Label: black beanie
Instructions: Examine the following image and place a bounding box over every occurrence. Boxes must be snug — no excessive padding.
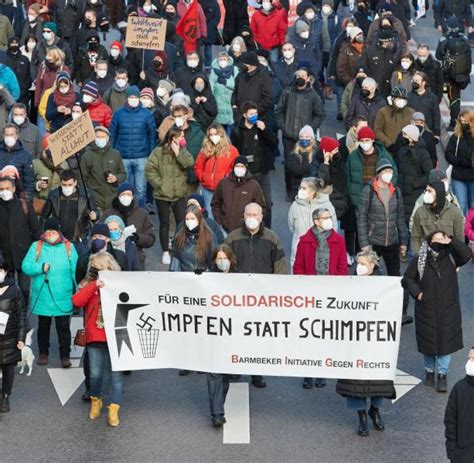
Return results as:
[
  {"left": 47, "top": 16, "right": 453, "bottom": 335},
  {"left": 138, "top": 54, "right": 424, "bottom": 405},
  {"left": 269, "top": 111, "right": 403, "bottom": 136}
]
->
[{"left": 44, "top": 217, "right": 61, "bottom": 232}]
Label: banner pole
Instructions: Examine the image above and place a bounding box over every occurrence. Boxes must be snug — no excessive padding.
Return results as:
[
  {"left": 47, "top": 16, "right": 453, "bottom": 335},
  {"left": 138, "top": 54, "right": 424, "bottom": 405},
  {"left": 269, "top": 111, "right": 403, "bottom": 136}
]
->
[{"left": 75, "top": 152, "right": 92, "bottom": 212}]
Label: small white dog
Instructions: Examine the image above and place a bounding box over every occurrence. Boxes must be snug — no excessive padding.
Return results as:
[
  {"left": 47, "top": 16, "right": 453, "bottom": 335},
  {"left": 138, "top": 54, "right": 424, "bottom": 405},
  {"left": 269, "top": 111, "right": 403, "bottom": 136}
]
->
[{"left": 18, "top": 329, "right": 35, "bottom": 376}]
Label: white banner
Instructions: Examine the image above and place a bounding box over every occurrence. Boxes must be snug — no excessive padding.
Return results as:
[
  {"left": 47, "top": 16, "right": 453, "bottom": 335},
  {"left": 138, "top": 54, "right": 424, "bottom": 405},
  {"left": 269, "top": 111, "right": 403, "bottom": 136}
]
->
[{"left": 100, "top": 272, "right": 403, "bottom": 380}]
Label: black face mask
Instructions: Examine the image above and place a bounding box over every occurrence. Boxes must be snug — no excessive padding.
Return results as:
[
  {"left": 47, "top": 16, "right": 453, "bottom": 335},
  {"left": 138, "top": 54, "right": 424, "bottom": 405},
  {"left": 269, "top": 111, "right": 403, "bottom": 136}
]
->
[
  {"left": 85, "top": 18, "right": 93, "bottom": 27},
  {"left": 356, "top": 76, "right": 365, "bottom": 87},
  {"left": 402, "top": 137, "right": 410, "bottom": 145},
  {"left": 88, "top": 41, "right": 99, "bottom": 51},
  {"left": 461, "top": 123, "right": 470, "bottom": 133},
  {"left": 99, "top": 22, "right": 110, "bottom": 31},
  {"left": 8, "top": 44, "right": 19, "bottom": 54},
  {"left": 360, "top": 88, "right": 370, "bottom": 98},
  {"left": 165, "top": 11, "right": 175, "bottom": 19},
  {"left": 295, "top": 77, "right": 306, "bottom": 87},
  {"left": 416, "top": 124, "right": 423, "bottom": 133},
  {"left": 381, "top": 24, "right": 392, "bottom": 31},
  {"left": 430, "top": 242, "right": 448, "bottom": 253},
  {"left": 412, "top": 82, "right": 420, "bottom": 91}
]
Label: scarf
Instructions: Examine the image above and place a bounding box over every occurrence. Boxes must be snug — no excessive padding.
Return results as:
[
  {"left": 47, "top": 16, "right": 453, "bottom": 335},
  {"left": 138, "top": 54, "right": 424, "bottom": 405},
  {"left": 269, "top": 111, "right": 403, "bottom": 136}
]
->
[
  {"left": 53, "top": 85, "right": 76, "bottom": 108},
  {"left": 312, "top": 227, "right": 331, "bottom": 275},
  {"left": 346, "top": 126, "right": 359, "bottom": 153},
  {"left": 112, "top": 81, "right": 129, "bottom": 93},
  {"left": 40, "top": 233, "right": 65, "bottom": 246},
  {"left": 111, "top": 233, "right": 127, "bottom": 253},
  {"left": 213, "top": 64, "right": 234, "bottom": 79}
]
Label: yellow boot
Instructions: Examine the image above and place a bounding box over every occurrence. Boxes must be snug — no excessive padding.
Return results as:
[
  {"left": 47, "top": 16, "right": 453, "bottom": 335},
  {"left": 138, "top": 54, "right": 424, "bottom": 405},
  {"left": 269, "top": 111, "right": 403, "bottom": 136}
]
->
[
  {"left": 89, "top": 397, "right": 103, "bottom": 420},
  {"left": 107, "top": 403, "right": 120, "bottom": 427}
]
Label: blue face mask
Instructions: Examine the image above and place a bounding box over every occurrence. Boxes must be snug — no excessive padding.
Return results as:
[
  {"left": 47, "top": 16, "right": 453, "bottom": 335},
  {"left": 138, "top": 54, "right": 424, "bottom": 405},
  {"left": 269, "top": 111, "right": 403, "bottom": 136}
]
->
[
  {"left": 91, "top": 238, "right": 106, "bottom": 253},
  {"left": 247, "top": 114, "right": 258, "bottom": 125},
  {"left": 95, "top": 138, "right": 107, "bottom": 149},
  {"left": 109, "top": 230, "right": 121, "bottom": 241},
  {"left": 299, "top": 139, "right": 311, "bottom": 148}
]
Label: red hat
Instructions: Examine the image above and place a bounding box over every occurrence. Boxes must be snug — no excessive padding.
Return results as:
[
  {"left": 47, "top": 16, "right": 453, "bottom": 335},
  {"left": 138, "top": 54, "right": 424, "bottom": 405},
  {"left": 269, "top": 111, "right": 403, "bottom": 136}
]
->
[
  {"left": 319, "top": 136, "right": 339, "bottom": 153},
  {"left": 111, "top": 41, "right": 123, "bottom": 52},
  {"left": 41, "top": 135, "right": 49, "bottom": 150},
  {"left": 357, "top": 126, "right": 375, "bottom": 141}
]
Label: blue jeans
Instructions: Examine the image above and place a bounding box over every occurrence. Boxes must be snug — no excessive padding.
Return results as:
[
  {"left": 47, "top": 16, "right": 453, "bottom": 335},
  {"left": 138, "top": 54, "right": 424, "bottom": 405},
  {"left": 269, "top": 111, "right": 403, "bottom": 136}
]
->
[
  {"left": 88, "top": 345, "right": 123, "bottom": 405},
  {"left": 424, "top": 354, "right": 451, "bottom": 375},
  {"left": 37, "top": 115, "right": 47, "bottom": 138},
  {"left": 123, "top": 157, "right": 147, "bottom": 206},
  {"left": 347, "top": 396, "right": 384, "bottom": 410},
  {"left": 451, "top": 179, "right": 474, "bottom": 216},
  {"left": 200, "top": 186, "right": 214, "bottom": 219}
]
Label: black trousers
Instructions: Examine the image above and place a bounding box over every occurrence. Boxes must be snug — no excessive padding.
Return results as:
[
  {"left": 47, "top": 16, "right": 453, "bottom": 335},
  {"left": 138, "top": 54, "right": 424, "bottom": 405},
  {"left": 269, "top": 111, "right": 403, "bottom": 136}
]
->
[
  {"left": 16, "top": 269, "right": 30, "bottom": 308},
  {"left": 372, "top": 244, "right": 409, "bottom": 314},
  {"left": 37, "top": 315, "right": 71, "bottom": 358},
  {"left": 1, "top": 363, "right": 15, "bottom": 395},
  {"left": 207, "top": 373, "right": 231, "bottom": 417},
  {"left": 282, "top": 136, "right": 297, "bottom": 192},
  {"left": 155, "top": 198, "right": 186, "bottom": 251},
  {"left": 447, "top": 83, "right": 462, "bottom": 124}
]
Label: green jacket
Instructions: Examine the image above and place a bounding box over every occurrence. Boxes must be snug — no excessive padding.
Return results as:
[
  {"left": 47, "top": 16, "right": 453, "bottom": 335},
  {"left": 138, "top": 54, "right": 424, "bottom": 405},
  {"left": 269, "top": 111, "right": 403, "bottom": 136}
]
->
[
  {"left": 184, "top": 120, "right": 205, "bottom": 184},
  {"left": 374, "top": 105, "right": 414, "bottom": 148},
  {"left": 345, "top": 142, "right": 398, "bottom": 208},
  {"left": 145, "top": 145, "right": 194, "bottom": 202},
  {"left": 0, "top": 15, "right": 13, "bottom": 50},
  {"left": 33, "top": 158, "right": 68, "bottom": 200},
  {"left": 80, "top": 143, "right": 127, "bottom": 210},
  {"left": 411, "top": 202, "right": 465, "bottom": 254}
]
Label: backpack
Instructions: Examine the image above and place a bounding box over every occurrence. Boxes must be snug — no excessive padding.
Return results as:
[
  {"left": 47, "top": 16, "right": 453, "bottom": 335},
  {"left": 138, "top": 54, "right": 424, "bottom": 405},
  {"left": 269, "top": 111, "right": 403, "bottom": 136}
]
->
[
  {"left": 442, "top": 35, "right": 471, "bottom": 88},
  {"left": 35, "top": 239, "right": 73, "bottom": 262}
]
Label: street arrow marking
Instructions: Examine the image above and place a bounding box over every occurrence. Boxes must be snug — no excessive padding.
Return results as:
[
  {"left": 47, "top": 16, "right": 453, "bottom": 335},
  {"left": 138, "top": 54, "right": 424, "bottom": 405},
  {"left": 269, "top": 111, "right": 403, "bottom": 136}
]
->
[
  {"left": 48, "top": 368, "right": 85, "bottom": 406},
  {"left": 223, "top": 383, "right": 250, "bottom": 444},
  {"left": 336, "top": 133, "right": 345, "bottom": 140},
  {"left": 392, "top": 369, "right": 422, "bottom": 403}
]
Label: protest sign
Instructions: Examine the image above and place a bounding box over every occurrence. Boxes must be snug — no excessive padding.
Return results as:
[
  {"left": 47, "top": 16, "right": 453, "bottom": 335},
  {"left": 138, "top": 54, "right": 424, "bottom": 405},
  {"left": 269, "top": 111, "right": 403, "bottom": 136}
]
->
[
  {"left": 125, "top": 16, "right": 167, "bottom": 50},
  {"left": 49, "top": 111, "right": 95, "bottom": 167},
  {"left": 100, "top": 272, "right": 403, "bottom": 380}
]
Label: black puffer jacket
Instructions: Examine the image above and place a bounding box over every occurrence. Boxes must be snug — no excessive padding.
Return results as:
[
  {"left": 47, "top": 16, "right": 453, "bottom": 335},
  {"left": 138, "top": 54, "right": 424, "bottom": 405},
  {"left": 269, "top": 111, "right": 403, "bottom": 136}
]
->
[
  {"left": 407, "top": 90, "right": 441, "bottom": 136},
  {"left": 0, "top": 278, "right": 26, "bottom": 365},
  {"left": 344, "top": 91, "right": 387, "bottom": 129},
  {"left": 395, "top": 142, "right": 432, "bottom": 221},
  {"left": 402, "top": 238, "right": 471, "bottom": 356},
  {"left": 445, "top": 133, "right": 474, "bottom": 182},
  {"left": 357, "top": 179, "right": 407, "bottom": 248},
  {"left": 222, "top": 0, "right": 249, "bottom": 45},
  {"left": 414, "top": 55, "right": 444, "bottom": 103}
]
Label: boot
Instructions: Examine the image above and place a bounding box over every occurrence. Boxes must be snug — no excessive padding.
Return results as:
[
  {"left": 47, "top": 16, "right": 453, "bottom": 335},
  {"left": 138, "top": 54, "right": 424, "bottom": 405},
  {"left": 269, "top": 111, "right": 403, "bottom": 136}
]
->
[
  {"left": 314, "top": 378, "right": 326, "bottom": 388},
  {"left": 212, "top": 414, "right": 226, "bottom": 428},
  {"left": 368, "top": 406, "right": 385, "bottom": 431},
  {"left": 108, "top": 403, "right": 120, "bottom": 427},
  {"left": 61, "top": 358, "right": 72, "bottom": 369},
  {"left": 37, "top": 354, "right": 48, "bottom": 365},
  {"left": 89, "top": 396, "right": 103, "bottom": 420},
  {"left": 0, "top": 393, "right": 10, "bottom": 413},
  {"left": 357, "top": 410, "right": 369, "bottom": 436},
  {"left": 437, "top": 374, "right": 448, "bottom": 393},
  {"left": 251, "top": 375, "right": 267, "bottom": 388},
  {"left": 302, "top": 377, "right": 313, "bottom": 389},
  {"left": 424, "top": 371, "right": 434, "bottom": 387}
]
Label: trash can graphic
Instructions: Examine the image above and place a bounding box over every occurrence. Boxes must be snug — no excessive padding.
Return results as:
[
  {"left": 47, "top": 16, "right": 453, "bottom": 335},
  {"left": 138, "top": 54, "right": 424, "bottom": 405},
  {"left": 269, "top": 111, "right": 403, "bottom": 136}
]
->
[{"left": 137, "top": 329, "right": 160, "bottom": 358}]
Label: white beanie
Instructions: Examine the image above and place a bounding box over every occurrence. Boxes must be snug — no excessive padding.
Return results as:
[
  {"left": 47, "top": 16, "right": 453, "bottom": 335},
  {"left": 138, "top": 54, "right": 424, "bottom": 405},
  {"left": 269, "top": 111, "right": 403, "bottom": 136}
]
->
[
  {"left": 349, "top": 27, "right": 363, "bottom": 41},
  {"left": 299, "top": 125, "right": 315, "bottom": 138},
  {"left": 402, "top": 124, "right": 420, "bottom": 142}
]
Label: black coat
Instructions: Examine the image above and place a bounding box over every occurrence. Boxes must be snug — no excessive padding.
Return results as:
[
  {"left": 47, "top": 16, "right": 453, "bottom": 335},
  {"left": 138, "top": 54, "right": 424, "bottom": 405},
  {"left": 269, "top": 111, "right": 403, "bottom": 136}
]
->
[
  {"left": 402, "top": 239, "right": 471, "bottom": 356},
  {"left": 407, "top": 90, "right": 441, "bottom": 136},
  {"left": 53, "top": 0, "right": 85, "bottom": 40},
  {"left": 414, "top": 55, "right": 444, "bottom": 103},
  {"left": 285, "top": 149, "right": 313, "bottom": 198},
  {"left": 272, "top": 58, "right": 298, "bottom": 90},
  {"left": 394, "top": 142, "right": 433, "bottom": 221},
  {"left": 199, "top": 0, "right": 221, "bottom": 45},
  {"left": 336, "top": 268, "right": 396, "bottom": 400},
  {"left": 344, "top": 91, "right": 387, "bottom": 129},
  {"left": 190, "top": 75, "right": 218, "bottom": 131},
  {"left": 5, "top": 50, "right": 32, "bottom": 105},
  {"left": 0, "top": 279, "right": 26, "bottom": 365},
  {"left": 444, "top": 375, "right": 474, "bottom": 463},
  {"left": 174, "top": 62, "right": 206, "bottom": 97},
  {"left": 445, "top": 133, "right": 474, "bottom": 182},
  {"left": 222, "top": 0, "right": 249, "bottom": 45}
]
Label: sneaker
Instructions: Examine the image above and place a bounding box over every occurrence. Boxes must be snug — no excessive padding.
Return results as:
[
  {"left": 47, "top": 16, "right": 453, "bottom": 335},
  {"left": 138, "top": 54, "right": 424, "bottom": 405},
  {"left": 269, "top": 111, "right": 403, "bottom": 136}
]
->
[
  {"left": 212, "top": 415, "right": 226, "bottom": 428},
  {"left": 162, "top": 251, "right": 171, "bottom": 265},
  {"left": 61, "top": 358, "right": 72, "bottom": 369},
  {"left": 402, "top": 314, "right": 414, "bottom": 325}
]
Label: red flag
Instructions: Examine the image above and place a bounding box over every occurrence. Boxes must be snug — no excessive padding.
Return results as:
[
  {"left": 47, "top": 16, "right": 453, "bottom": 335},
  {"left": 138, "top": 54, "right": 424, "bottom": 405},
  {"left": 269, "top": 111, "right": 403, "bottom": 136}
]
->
[{"left": 176, "top": 0, "right": 198, "bottom": 55}]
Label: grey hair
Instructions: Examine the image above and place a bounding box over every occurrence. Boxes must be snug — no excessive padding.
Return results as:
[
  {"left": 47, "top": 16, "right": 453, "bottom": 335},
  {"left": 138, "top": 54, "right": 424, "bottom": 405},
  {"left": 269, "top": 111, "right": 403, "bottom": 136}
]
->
[
  {"left": 301, "top": 177, "right": 324, "bottom": 195},
  {"left": 3, "top": 123, "right": 18, "bottom": 134},
  {"left": 362, "top": 77, "right": 377, "bottom": 90},
  {"left": 312, "top": 208, "right": 330, "bottom": 220},
  {"left": 356, "top": 249, "right": 380, "bottom": 266}
]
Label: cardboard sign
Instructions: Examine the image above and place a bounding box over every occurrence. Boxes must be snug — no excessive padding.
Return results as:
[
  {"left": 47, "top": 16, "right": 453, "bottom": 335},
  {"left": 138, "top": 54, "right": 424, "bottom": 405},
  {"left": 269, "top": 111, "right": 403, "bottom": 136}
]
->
[
  {"left": 49, "top": 111, "right": 95, "bottom": 167},
  {"left": 125, "top": 16, "right": 167, "bottom": 51}
]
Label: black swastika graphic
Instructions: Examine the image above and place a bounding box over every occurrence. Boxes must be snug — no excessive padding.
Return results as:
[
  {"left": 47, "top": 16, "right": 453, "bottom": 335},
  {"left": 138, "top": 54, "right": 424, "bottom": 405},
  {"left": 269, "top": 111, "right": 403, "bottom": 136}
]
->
[{"left": 136, "top": 313, "right": 156, "bottom": 331}]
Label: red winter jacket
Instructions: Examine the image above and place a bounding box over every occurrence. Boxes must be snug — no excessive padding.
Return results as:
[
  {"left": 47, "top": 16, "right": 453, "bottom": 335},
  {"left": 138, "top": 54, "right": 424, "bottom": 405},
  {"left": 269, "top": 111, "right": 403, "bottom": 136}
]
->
[
  {"left": 194, "top": 145, "right": 239, "bottom": 191},
  {"left": 72, "top": 280, "right": 106, "bottom": 344},
  {"left": 293, "top": 228, "right": 348, "bottom": 275},
  {"left": 250, "top": 7, "right": 287, "bottom": 51},
  {"left": 87, "top": 97, "right": 112, "bottom": 128}
]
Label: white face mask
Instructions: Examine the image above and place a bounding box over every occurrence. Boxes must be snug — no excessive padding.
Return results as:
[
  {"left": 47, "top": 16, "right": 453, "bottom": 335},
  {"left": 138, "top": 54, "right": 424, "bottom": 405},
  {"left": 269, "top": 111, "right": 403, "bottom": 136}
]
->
[
  {"left": 13, "top": 116, "right": 25, "bottom": 126},
  {"left": 0, "top": 270, "right": 5, "bottom": 283},
  {"left": 232, "top": 44, "right": 241, "bottom": 53},
  {"left": 356, "top": 263, "right": 369, "bottom": 276},
  {"left": 61, "top": 185, "right": 74, "bottom": 197},
  {"left": 185, "top": 219, "right": 199, "bottom": 230},
  {"left": 97, "top": 70, "right": 107, "bottom": 79},
  {"left": 140, "top": 98, "right": 153, "bottom": 108},
  {"left": 400, "top": 60, "right": 411, "bottom": 70},
  {"left": 157, "top": 87, "right": 167, "bottom": 97},
  {"left": 417, "top": 55, "right": 428, "bottom": 63},
  {"left": 210, "top": 134, "right": 221, "bottom": 145},
  {"left": 466, "top": 360, "right": 474, "bottom": 376},
  {"left": 0, "top": 189, "right": 13, "bottom": 201},
  {"left": 299, "top": 31, "right": 310, "bottom": 39},
  {"left": 83, "top": 94, "right": 94, "bottom": 104},
  {"left": 4, "top": 136, "right": 16, "bottom": 148},
  {"left": 261, "top": 1, "right": 272, "bottom": 11},
  {"left": 305, "top": 11, "right": 315, "bottom": 20},
  {"left": 110, "top": 48, "right": 120, "bottom": 58},
  {"left": 234, "top": 167, "right": 246, "bottom": 178},
  {"left": 195, "top": 83, "right": 205, "bottom": 93},
  {"left": 394, "top": 99, "right": 407, "bottom": 109},
  {"left": 218, "top": 59, "right": 228, "bottom": 68},
  {"left": 43, "top": 31, "right": 53, "bottom": 41},
  {"left": 423, "top": 191, "right": 435, "bottom": 204},
  {"left": 216, "top": 259, "right": 230, "bottom": 272},
  {"left": 322, "top": 5, "right": 332, "bottom": 14},
  {"left": 143, "top": 4, "right": 152, "bottom": 12},
  {"left": 245, "top": 217, "right": 260, "bottom": 230},
  {"left": 380, "top": 172, "right": 393, "bottom": 184},
  {"left": 360, "top": 141, "right": 373, "bottom": 152},
  {"left": 298, "top": 189, "right": 309, "bottom": 200},
  {"left": 320, "top": 218, "right": 333, "bottom": 231},
  {"left": 71, "top": 112, "right": 81, "bottom": 120},
  {"left": 128, "top": 97, "right": 140, "bottom": 108},
  {"left": 187, "top": 59, "right": 199, "bottom": 68},
  {"left": 28, "top": 14, "right": 37, "bottom": 23},
  {"left": 174, "top": 116, "right": 184, "bottom": 127},
  {"left": 282, "top": 50, "right": 294, "bottom": 60},
  {"left": 119, "top": 195, "right": 133, "bottom": 207},
  {"left": 116, "top": 78, "right": 127, "bottom": 88}
]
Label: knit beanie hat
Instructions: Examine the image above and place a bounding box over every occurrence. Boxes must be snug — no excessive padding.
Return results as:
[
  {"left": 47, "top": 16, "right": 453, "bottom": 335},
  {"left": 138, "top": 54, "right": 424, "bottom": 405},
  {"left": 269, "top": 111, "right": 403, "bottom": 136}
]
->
[
  {"left": 95, "top": 125, "right": 109, "bottom": 136},
  {"left": 111, "top": 41, "right": 123, "bottom": 52},
  {"left": 42, "top": 21, "right": 58, "bottom": 34},
  {"left": 188, "top": 194, "right": 205, "bottom": 210},
  {"left": 299, "top": 125, "right": 315, "bottom": 139},
  {"left": 104, "top": 215, "right": 126, "bottom": 231},
  {"left": 82, "top": 81, "right": 99, "bottom": 99},
  {"left": 159, "top": 79, "right": 175, "bottom": 94},
  {"left": 402, "top": 124, "right": 420, "bottom": 142},
  {"left": 349, "top": 26, "right": 363, "bottom": 41},
  {"left": 241, "top": 51, "right": 259, "bottom": 66},
  {"left": 44, "top": 217, "right": 61, "bottom": 232},
  {"left": 91, "top": 223, "right": 110, "bottom": 238},
  {"left": 428, "top": 169, "right": 447, "bottom": 183},
  {"left": 412, "top": 112, "right": 425, "bottom": 121},
  {"left": 234, "top": 155, "right": 249, "bottom": 167},
  {"left": 118, "top": 182, "right": 134, "bottom": 194},
  {"left": 140, "top": 87, "right": 154, "bottom": 100},
  {"left": 296, "top": 20, "right": 311, "bottom": 34},
  {"left": 376, "top": 158, "right": 393, "bottom": 174},
  {"left": 357, "top": 126, "right": 375, "bottom": 140},
  {"left": 319, "top": 136, "right": 339, "bottom": 153},
  {"left": 127, "top": 85, "right": 140, "bottom": 97}
]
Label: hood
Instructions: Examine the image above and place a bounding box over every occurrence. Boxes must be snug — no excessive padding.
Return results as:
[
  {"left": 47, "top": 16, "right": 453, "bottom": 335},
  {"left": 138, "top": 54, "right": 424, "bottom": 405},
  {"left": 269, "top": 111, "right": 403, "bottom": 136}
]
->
[
  {"left": 111, "top": 195, "right": 139, "bottom": 213},
  {"left": 211, "top": 56, "right": 235, "bottom": 70},
  {"left": 191, "top": 73, "right": 210, "bottom": 89}
]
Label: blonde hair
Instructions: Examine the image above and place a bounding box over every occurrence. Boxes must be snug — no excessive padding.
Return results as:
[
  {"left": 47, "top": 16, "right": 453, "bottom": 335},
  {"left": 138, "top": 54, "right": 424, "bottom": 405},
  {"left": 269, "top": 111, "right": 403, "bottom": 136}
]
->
[
  {"left": 88, "top": 252, "right": 121, "bottom": 272},
  {"left": 201, "top": 123, "right": 232, "bottom": 158},
  {"left": 454, "top": 109, "right": 474, "bottom": 139},
  {"left": 46, "top": 46, "right": 65, "bottom": 66},
  {"left": 293, "top": 140, "right": 316, "bottom": 162},
  {"left": 356, "top": 249, "right": 380, "bottom": 266}
]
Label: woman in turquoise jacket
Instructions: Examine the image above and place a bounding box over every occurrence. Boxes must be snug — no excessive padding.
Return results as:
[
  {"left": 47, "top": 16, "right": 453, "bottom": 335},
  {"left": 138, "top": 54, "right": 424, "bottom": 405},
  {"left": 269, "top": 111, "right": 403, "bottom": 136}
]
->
[
  {"left": 22, "top": 217, "right": 78, "bottom": 368},
  {"left": 209, "top": 52, "right": 239, "bottom": 130}
]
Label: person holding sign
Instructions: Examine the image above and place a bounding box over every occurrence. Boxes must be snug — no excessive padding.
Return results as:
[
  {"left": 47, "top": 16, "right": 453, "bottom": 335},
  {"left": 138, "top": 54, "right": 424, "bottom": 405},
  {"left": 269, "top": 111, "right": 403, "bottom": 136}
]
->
[{"left": 336, "top": 249, "right": 396, "bottom": 437}]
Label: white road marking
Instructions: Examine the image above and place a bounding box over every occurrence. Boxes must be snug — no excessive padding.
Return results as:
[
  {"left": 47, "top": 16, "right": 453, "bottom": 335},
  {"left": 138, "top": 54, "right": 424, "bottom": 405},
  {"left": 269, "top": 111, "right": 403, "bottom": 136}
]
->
[
  {"left": 48, "top": 368, "right": 85, "bottom": 406},
  {"left": 336, "top": 133, "right": 345, "bottom": 140},
  {"left": 461, "top": 101, "right": 474, "bottom": 106},
  {"left": 392, "top": 369, "right": 422, "bottom": 403},
  {"left": 70, "top": 359, "right": 81, "bottom": 368},
  {"left": 223, "top": 382, "right": 250, "bottom": 444}
]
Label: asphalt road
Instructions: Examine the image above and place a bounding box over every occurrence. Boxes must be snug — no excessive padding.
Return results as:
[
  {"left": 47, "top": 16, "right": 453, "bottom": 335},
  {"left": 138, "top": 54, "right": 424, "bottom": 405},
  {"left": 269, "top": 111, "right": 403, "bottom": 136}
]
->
[{"left": 1, "top": 11, "right": 473, "bottom": 462}]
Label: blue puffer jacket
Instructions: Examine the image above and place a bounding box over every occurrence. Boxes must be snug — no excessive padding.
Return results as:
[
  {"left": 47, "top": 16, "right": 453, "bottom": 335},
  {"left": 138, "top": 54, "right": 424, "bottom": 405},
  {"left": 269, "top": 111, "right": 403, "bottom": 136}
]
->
[
  {"left": 22, "top": 239, "right": 78, "bottom": 317},
  {"left": 0, "top": 140, "right": 34, "bottom": 198},
  {"left": 0, "top": 63, "right": 20, "bottom": 101},
  {"left": 109, "top": 104, "right": 157, "bottom": 159}
]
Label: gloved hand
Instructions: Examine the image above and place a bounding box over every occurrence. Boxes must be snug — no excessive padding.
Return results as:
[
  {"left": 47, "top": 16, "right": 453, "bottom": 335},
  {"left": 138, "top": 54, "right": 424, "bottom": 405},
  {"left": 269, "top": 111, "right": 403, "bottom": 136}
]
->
[
  {"left": 130, "top": 233, "right": 139, "bottom": 243},
  {"left": 217, "top": 76, "right": 227, "bottom": 85}
]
